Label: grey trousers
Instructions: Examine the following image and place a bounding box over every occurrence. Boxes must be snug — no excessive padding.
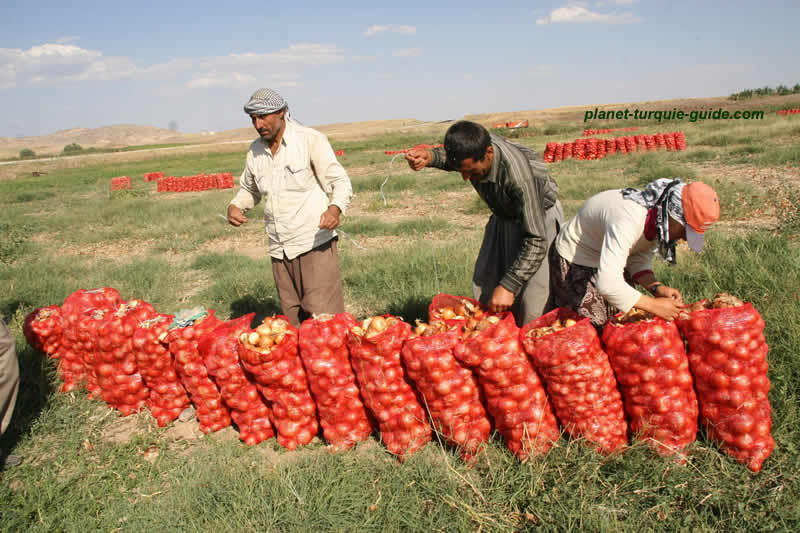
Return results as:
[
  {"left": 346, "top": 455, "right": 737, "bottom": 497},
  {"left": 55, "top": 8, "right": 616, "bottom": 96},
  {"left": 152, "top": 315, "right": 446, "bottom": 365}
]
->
[
  {"left": 271, "top": 238, "right": 346, "bottom": 327},
  {"left": 472, "top": 200, "right": 563, "bottom": 327},
  {"left": 0, "top": 319, "right": 19, "bottom": 437}
]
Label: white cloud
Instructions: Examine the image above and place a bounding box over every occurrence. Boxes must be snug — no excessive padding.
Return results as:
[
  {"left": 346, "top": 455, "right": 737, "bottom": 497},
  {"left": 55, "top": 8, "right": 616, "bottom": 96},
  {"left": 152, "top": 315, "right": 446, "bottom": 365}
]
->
[
  {"left": 598, "top": 0, "right": 639, "bottom": 5},
  {"left": 363, "top": 25, "right": 417, "bottom": 37},
  {"left": 0, "top": 42, "right": 344, "bottom": 89},
  {"left": 536, "top": 5, "right": 641, "bottom": 25},
  {"left": 180, "top": 44, "right": 343, "bottom": 89},
  {"left": 392, "top": 48, "right": 422, "bottom": 58},
  {"left": 0, "top": 43, "right": 136, "bottom": 88}
]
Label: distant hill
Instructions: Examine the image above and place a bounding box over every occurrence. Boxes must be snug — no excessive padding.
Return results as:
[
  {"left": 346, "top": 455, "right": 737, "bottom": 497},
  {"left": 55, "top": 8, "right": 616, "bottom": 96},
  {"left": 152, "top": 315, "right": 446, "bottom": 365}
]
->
[{"left": 3, "top": 93, "right": 799, "bottom": 159}]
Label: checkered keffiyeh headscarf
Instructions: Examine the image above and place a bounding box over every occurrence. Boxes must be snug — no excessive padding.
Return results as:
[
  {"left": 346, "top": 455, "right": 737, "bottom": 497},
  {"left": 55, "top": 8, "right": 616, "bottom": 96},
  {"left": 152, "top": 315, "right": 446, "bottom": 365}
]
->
[
  {"left": 243, "top": 88, "right": 288, "bottom": 116},
  {"left": 621, "top": 178, "right": 686, "bottom": 264}
]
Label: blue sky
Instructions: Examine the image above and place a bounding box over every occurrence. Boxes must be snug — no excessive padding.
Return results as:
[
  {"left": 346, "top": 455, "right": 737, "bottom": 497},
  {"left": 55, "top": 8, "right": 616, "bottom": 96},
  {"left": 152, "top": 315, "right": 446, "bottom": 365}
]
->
[{"left": 1, "top": 0, "right": 798, "bottom": 137}]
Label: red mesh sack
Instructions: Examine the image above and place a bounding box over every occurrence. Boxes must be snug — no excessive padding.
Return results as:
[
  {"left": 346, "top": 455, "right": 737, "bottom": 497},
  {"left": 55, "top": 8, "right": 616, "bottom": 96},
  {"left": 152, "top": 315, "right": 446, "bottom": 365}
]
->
[
  {"left": 24, "top": 305, "right": 64, "bottom": 357},
  {"left": 165, "top": 310, "right": 231, "bottom": 433},
  {"left": 298, "top": 313, "right": 372, "bottom": 450},
  {"left": 429, "top": 294, "right": 489, "bottom": 329},
  {"left": 74, "top": 307, "right": 115, "bottom": 400},
  {"left": 520, "top": 308, "right": 628, "bottom": 454},
  {"left": 453, "top": 313, "right": 560, "bottom": 461},
  {"left": 133, "top": 313, "right": 191, "bottom": 427},
  {"left": 93, "top": 300, "right": 157, "bottom": 415},
  {"left": 238, "top": 316, "right": 319, "bottom": 450},
  {"left": 402, "top": 325, "right": 491, "bottom": 461},
  {"left": 676, "top": 300, "right": 773, "bottom": 472},
  {"left": 563, "top": 143, "right": 573, "bottom": 160},
  {"left": 602, "top": 314, "right": 698, "bottom": 457},
  {"left": 199, "top": 314, "right": 275, "bottom": 446},
  {"left": 347, "top": 316, "right": 431, "bottom": 460},
  {"left": 58, "top": 288, "right": 124, "bottom": 392}
]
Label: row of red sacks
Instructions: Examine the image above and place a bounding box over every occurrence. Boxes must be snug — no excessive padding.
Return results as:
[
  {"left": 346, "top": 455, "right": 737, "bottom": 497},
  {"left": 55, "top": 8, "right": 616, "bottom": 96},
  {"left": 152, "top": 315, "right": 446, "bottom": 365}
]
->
[
  {"left": 544, "top": 132, "right": 687, "bottom": 163},
  {"left": 493, "top": 120, "right": 529, "bottom": 129},
  {"left": 143, "top": 171, "right": 165, "bottom": 182},
  {"left": 110, "top": 176, "right": 132, "bottom": 191},
  {"left": 384, "top": 143, "right": 443, "bottom": 155},
  {"left": 582, "top": 127, "right": 640, "bottom": 136},
  {"left": 23, "top": 289, "right": 772, "bottom": 471},
  {"left": 156, "top": 173, "right": 235, "bottom": 192},
  {"left": 777, "top": 108, "right": 800, "bottom": 116}
]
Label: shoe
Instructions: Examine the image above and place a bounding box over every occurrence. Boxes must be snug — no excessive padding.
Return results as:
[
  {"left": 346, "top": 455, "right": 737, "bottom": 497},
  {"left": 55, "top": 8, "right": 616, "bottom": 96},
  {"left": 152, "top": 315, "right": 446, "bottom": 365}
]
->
[{"left": 2, "top": 452, "right": 23, "bottom": 467}]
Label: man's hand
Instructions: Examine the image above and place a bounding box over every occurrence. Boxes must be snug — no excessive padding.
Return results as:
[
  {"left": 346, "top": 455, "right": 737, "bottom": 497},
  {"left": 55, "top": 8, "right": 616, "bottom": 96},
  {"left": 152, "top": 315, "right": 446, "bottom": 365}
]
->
[
  {"left": 653, "top": 284, "right": 683, "bottom": 305},
  {"left": 227, "top": 204, "right": 247, "bottom": 226},
  {"left": 319, "top": 205, "right": 341, "bottom": 230},
  {"left": 405, "top": 148, "right": 432, "bottom": 171},
  {"left": 488, "top": 285, "right": 515, "bottom": 314}
]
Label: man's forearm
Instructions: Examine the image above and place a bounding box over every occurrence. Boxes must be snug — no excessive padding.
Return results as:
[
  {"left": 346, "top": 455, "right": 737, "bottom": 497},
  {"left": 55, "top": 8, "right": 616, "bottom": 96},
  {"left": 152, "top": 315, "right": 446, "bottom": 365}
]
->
[{"left": 499, "top": 235, "right": 547, "bottom": 295}]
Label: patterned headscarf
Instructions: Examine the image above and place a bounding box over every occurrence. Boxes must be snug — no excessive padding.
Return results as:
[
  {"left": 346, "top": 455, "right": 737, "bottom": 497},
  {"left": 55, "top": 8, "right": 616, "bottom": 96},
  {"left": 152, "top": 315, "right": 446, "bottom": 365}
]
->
[
  {"left": 243, "top": 88, "right": 288, "bottom": 116},
  {"left": 621, "top": 178, "right": 686, "bottom": 264}
]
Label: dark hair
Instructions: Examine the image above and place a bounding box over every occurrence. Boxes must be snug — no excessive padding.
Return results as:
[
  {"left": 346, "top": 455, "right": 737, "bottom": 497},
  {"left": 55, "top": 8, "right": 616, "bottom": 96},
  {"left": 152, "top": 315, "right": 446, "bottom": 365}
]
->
[{"left": 444, "top": 121, "right": 491, "bottom": 168}]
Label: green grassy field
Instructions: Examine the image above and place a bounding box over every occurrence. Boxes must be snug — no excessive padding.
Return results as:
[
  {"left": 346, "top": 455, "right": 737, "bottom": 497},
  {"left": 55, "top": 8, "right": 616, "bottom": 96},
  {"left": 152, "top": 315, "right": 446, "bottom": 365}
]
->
[{"left": 1, "top": 108, "right": 799, "bottom": 532}]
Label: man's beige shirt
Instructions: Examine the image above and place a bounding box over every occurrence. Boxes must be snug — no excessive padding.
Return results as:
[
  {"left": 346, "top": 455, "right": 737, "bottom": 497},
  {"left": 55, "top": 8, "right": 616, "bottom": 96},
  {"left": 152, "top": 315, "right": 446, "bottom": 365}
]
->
[{"left": 229, "top": 121, "right": 352, "bottom": 260}]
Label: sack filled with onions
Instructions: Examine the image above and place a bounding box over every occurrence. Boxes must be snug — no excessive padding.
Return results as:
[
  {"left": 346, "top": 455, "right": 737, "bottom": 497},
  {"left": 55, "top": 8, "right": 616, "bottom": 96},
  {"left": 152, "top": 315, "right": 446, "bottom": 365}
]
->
[
  {"left": 199, "top": 313, "right": 274, "bottom": 446},
  {"left": 92, "top": 299, "right": 157, "bottom": 415},
  {"left": 238, "top": 316, "right": 319, "bottom": 450},
  {"left": 165, "top": 308, "right": 231, "bottom": 433},
  {"left": 453, "top": 313, "right": 560, "bottom": 461},
  {"left": 24, "top": 305, "right": 64, "bottom": 359},
  {"left": 602, "top": 308, "right": 698, "bottom": 458},
  {"left": 428, "top": 294, "right": 490, "bottom": 329},
  {"left": 402, "top": 320, "right": 491, "bottom": 462},
  {"left": 347, "top": 315, "right": 431, "bottom": 461},
  {"left": 132, "top": 313, "right": 191, "bottom": 427},
  {"left": 520, "top": 308, "right": 628, "bottom": 454},
  {"left": 676, "top": 293, "right": 774, "bottom": 472},
  {"left": 298, "top": 313, "right": 373, "bottom": 450},
  {"left": 57, "top": 288, "right": 124, "bottom": 392}
]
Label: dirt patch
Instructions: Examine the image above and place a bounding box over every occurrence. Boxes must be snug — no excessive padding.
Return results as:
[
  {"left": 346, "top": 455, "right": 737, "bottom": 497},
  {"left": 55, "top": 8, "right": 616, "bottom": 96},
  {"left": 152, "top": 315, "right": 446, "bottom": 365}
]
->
[
  {"left": 55, "top": 238, "right": 159, "bottom": 265},
  {"left": 101, "top": 415, "right": 141, "bottom": 444},
  {"left": 162, "top": 418, "right": 205, "bottom": 443}
]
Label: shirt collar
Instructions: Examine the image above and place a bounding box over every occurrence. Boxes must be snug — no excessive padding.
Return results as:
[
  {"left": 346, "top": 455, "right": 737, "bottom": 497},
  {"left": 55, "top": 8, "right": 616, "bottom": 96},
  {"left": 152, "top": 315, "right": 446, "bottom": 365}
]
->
[
  {"left": 480, "top": 141, "right": 500, "bottom": 183},
  {"left": 257, "top": 120, "right": 293, "bottom": 155}
]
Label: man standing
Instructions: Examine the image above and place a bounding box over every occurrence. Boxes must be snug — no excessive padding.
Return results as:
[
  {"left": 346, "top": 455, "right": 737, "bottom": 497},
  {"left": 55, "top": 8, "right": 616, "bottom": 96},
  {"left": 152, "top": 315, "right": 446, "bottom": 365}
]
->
[
  {"left": 406, "top": 121, "right": 562, "bottom": 326},
  {"left": 228, "top": 88, "right": 353, "bottom": 326},
  {"left": 1, "top": 318, "right": 21, "bottom": 468}
]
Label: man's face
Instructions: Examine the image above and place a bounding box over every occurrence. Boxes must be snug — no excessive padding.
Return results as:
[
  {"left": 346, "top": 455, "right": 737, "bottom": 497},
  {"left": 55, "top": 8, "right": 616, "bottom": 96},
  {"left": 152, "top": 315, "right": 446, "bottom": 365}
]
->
[
  {"left": 456, "top": 146, "right": 494, "bottom": 182},
  {"left": 251, "top": 110, "right": 286, "bottom": 143}
]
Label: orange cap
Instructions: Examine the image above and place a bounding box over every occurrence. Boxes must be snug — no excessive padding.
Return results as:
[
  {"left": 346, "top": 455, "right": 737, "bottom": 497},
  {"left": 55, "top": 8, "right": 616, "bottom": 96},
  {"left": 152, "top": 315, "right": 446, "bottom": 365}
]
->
[{"left": 682, "top": 182, "right": 720, "bottom": 252}]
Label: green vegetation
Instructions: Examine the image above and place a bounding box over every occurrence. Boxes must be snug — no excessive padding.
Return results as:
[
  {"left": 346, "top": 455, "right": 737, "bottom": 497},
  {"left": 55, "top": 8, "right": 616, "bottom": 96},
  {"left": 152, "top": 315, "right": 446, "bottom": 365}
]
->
[
  {"left": 730, "top": 83, "right": 800, "bottom": 100},
  {"left": 1, "top": 113, "right": 799, "bottom": 531},
  {"left": 18, "top": 148, "right": 35, "bottom": 159},
  {"left": 62, "top": 143, "right": 83, "bottom": 154}
]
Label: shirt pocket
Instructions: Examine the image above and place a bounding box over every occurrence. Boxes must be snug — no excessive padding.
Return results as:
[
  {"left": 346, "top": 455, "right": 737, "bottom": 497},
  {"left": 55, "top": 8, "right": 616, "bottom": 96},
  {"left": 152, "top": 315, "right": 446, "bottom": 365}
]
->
[{"left": 284, "top": 164, "right": 312, "bottom": 192}]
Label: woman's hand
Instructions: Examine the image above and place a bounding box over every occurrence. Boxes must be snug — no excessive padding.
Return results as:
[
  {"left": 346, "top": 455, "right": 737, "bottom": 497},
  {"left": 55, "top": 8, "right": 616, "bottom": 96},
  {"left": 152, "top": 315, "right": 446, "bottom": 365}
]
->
[
  {"left": 635, "top": 294, "right": 685, "bottom": 321},
  {"left": 653, "top": 284, "right": 683, "bottom": 305}
]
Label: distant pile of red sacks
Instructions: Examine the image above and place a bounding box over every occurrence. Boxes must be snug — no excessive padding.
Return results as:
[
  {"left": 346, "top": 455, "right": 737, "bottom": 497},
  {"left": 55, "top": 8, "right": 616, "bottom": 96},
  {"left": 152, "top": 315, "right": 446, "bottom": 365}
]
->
[
  {"left": 384, "top": 143, "right": 443, "bottom": 155},
  {"left": 334, "top": 149, "right": 344, "bottom": 156},
  {"left": 544, "top": 132, "right": 687, "bottom": 163},
  {"left": 582, "top": 127, "right": 640, "bottom": 136},
  {"left": 777, "top": 108, "right": 800, "bottom": 116},
  {"left": 143, "top": 171, "right": 165, "bottom": 182},
  {"left": 493, "top": 120, "right": 529, "bottom": 129},
  {"left": 110, "top": 176, "right": 132, "bottom": 191},
  {"left": 156, "top": 173, "right": 235, "bottom": 192}
]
